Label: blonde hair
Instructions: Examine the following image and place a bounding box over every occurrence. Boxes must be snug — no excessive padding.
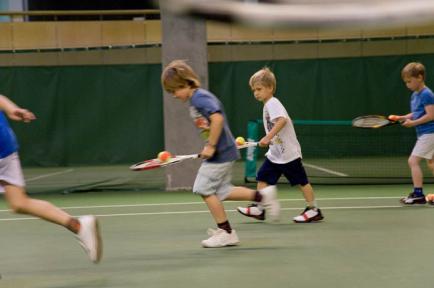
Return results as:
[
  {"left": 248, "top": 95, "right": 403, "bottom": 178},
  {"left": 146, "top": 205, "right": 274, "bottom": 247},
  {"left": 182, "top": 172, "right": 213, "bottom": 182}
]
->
[
  {"left": 249, "top": 67, "right": 276, "bottom": 93},
  {"left": 161, "top": 60, "right": 201, "bottom": 93},
  {"left": 401, "top": 62, "right": 426, "bottom": 80}
]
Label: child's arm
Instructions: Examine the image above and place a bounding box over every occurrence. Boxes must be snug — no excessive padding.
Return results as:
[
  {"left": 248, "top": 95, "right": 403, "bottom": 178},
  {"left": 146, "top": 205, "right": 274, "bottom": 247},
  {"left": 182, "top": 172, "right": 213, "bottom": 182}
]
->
[
  {"left": 0, "top": 95, "right": 36, "bottom": 123},
  {"left": 388, "top": 113, "right": 413, "bottom": 122},
  {"left": 200, "top": 112, "right": 224, "bottom": 159},
  {"left": 259, "top": 116, "right": 287, "bottom": 147},
  {"left": 402, "top": 105, "right": 434, "bottom": 128}
]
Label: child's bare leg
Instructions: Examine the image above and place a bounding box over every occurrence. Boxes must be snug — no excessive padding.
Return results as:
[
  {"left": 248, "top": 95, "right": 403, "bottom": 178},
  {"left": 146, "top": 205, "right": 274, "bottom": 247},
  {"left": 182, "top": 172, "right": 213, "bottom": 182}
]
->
[
  {"left": 202, "top": 194, "right": 228, "bottom": 224},
  {"left": 408, "top": 155, "right": 423, "bottom": 187},
  {"left": 299, "top": 183, "right": 317, "bottom": 207},
  {"left": 3, "top": 183, "right": 77, "bottom": 231},
  {"left": 224, "top": 186, "right": 256, "bottom": 201},
  {"left": 257, "top": 181, "right": 268, "bottom": 191},
  {"left": 427, "top": 158, "right": 434, "bottom": 175}
]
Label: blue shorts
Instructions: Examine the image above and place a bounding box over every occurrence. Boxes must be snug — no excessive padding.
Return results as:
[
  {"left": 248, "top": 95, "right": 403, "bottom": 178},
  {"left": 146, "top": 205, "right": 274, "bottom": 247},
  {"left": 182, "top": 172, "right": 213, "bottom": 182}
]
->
[{"left": 257, "top": 157, "right": 309, "bottom": 186}]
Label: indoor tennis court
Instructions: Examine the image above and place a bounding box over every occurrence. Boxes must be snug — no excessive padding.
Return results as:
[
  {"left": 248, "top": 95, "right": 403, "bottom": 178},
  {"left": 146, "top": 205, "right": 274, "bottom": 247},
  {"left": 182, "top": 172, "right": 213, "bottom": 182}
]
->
[
  {"left": 2, "top": 1, "right": 434, "bottom": 288},
  {"left": 1, "top": 165, "right": 434, "bottom": 288}
]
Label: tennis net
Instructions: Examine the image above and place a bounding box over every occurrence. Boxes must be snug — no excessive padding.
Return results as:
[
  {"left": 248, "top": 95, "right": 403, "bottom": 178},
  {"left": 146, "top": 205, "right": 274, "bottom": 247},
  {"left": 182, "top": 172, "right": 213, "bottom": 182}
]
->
[{"left": 244, "top": 119, "right": 434, "bottom": 184}]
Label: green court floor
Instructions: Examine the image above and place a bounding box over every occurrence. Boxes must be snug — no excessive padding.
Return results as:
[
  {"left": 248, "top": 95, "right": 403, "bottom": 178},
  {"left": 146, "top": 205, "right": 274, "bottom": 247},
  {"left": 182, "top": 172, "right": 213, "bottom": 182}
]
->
[{"left": 1, "top": 184, "right": 433, "bottom": 288}]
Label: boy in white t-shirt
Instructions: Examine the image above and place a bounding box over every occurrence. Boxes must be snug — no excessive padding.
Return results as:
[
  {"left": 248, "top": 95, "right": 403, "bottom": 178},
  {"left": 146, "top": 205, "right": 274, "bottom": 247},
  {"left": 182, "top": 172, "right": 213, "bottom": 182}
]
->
[{"left": 237, "top": 67, "right": 324, "bottom": 223}]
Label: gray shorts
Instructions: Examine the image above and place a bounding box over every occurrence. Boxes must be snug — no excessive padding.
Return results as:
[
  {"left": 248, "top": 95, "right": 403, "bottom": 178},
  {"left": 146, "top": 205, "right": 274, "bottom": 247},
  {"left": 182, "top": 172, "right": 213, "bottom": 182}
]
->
[
  {"left": 0, "top": 152, "right": 25, "bottom": 193},
  {"left": 193, "top": 161, "right": 234, "bottom": 200},
  {"left": 412, "top": 133, "right": 434, "bottom": 159}
]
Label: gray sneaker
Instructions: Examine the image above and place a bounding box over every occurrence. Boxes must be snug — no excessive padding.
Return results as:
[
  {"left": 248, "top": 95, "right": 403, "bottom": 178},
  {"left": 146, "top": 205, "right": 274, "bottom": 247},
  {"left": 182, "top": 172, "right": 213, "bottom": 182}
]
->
[
  {"left": 259, "top": 185, "right": 280, "bottom": 222},
  {"left": 76, "top": 215, "right": 103, "bottom": 263}
]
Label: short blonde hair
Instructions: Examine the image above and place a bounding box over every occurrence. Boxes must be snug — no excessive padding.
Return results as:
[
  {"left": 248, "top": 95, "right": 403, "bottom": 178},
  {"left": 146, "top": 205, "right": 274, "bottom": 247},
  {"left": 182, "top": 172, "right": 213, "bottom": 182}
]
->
[
  {"left": 401, "top": 62, "right": 426, "bottom": 80},
  {"left": 161, "top": 60, "right": 201, "bottom": 93},
  {"left": 249, "top": 67, "right": 276, "bottom": 93}
]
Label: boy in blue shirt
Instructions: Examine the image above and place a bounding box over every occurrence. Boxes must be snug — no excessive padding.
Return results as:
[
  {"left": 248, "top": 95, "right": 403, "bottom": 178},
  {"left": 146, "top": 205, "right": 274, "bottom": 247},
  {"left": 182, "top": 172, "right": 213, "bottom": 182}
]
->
[
  {"left": 161, "top": 60, "right": 280, "bottom": 248},
  {"left": 389, "top": 62, "right": 434, "bottom": 204},
  {"left": 0, "top": 95, "right": 102, "bottom": 262}
]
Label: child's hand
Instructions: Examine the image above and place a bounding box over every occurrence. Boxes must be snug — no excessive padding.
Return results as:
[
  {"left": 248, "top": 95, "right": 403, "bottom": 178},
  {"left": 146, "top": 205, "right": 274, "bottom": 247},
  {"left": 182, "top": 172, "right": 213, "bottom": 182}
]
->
[
  {"left": 200, "top": 144, "right": 216, "bottom": 159},
  {"left": 402, "top": 119, "right": 415, "bottom": 128},
  {"left": 7, "top": 108, "right": 36, "bottom": 123},
  {"left": 258, "top": 136, "right": 272, "bottom": 148}
]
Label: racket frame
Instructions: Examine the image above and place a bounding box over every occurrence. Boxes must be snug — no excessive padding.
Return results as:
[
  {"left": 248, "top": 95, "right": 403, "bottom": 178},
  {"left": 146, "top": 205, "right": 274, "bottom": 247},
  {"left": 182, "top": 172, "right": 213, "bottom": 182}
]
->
[
  {"left": 130, "top": 141, "right": 258, "bottom": 171},
  {"left": 352, "top": 115, "right": 400, "bottom": 129}
]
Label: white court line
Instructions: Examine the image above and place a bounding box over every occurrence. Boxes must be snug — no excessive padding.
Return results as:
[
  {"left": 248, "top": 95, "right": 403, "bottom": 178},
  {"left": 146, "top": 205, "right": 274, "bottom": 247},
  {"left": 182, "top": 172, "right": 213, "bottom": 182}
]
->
[
  {"left": 304, "top": 163, "right": 348, "bottom": 177},
  {"left": 0, "top": 196, "right": 401, "bottom": 212},
  {"left": 26, "top": 169, "right": 75, "bottom": 182},
  {"left": 0, "top": 205, "right": 407, "bottom": 221}
]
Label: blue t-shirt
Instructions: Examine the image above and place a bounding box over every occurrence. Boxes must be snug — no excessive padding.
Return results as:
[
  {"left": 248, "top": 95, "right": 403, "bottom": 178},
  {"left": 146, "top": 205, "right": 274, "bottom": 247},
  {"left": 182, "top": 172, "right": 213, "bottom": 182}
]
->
[
  {"left": 0, "top": 111, "right": 18, "bottom": 158},
  {"left": 189, "top": 88, "right": 239, "bottom": 163},
  {"left": 411, "top": 87, "right": 434, "bottom": 137}
]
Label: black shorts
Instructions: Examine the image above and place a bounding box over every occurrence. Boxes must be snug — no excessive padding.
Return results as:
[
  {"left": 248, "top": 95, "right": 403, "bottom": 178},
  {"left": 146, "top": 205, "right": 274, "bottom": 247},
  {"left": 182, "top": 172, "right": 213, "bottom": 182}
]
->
[{"left": 256, "top": 157, "right": 309, "bottom": 186}]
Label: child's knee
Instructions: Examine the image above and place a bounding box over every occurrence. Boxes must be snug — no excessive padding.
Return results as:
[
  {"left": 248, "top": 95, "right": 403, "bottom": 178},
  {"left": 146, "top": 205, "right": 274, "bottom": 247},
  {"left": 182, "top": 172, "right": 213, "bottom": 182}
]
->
[
  {"left": 8, "top": 200, "right": 27, "bottom": 214},
  {"left": 408, "top": 156, "right": 420, "bottom": 167},
  {"left": 7, "top": 194, "right": 29, "bottom": 214}
]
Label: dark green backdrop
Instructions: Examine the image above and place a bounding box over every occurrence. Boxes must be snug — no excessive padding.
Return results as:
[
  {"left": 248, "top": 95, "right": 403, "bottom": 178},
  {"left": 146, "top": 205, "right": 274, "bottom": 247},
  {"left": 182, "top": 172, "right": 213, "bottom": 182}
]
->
[{"left": 5, "top": 54, "right": 434, "bottom": 166}]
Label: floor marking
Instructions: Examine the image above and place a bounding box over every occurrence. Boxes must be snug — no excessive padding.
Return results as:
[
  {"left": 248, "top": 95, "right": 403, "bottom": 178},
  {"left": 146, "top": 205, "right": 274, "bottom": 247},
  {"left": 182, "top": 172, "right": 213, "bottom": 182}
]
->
[
  {"left": 26, "top": 169, "right": 75, "bottom": 182},
  {"left": 304, "top": 163, "right": 348, "bottom": 177},
  {"left": 0, "top": 204, "right": 417, "bottom": 221},
  {"left": 0, "top": 196, "right": 402, "bottom": 212}
]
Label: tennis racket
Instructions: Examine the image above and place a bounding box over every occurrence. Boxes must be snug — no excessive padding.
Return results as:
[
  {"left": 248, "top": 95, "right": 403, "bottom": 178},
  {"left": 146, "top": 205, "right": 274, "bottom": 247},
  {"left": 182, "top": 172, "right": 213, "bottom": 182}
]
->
[
  {"left": 236, "top": 141, "right": 258, "bottom": 149},
  {"left": 130, "top": 141, "right": 258, "bottom": 171},
  {"left": 352, "top": 115, "right": 402, "bottom": 129},
  {"left": 130, "top": 154, "right": 200, "bottom": 171}
]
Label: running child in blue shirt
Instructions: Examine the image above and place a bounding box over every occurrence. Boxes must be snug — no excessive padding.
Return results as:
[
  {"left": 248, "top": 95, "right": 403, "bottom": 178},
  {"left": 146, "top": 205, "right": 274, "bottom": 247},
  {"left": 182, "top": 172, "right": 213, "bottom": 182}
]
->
[
  {"left": 161, "top": 60, "right": 280, "bottom": 248},
  {"left": 0, "top": 95, "right": 102, "bottom": 262},
  {"left": 389, "top": 62, "right": 434, "bottom": 204}
]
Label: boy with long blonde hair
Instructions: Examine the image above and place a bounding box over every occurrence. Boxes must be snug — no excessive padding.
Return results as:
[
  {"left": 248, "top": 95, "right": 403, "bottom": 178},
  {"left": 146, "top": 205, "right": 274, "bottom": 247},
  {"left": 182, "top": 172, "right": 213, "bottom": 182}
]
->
[{"left": 162, "top": 60, "right": 280, "bottom": 248}]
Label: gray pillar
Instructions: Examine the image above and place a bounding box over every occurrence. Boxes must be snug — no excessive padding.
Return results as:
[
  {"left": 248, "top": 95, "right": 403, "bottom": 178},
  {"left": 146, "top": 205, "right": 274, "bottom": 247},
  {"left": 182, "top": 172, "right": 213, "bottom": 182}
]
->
[{"left": 161, "top": 10, "right": 208, "bottom": 190}]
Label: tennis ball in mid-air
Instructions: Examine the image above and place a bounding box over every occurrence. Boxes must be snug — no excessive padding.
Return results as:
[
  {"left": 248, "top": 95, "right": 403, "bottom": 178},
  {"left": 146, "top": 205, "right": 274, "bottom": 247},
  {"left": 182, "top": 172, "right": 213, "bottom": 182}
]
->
[
  {"left": 426, "top": 193, "right": 434, "bottom": 204},
  {"left": 235, "top": 136, "right": 246, "bottom": 146},
  {"left": 158, "top": 151, "right": 172, "bottom": 162}
]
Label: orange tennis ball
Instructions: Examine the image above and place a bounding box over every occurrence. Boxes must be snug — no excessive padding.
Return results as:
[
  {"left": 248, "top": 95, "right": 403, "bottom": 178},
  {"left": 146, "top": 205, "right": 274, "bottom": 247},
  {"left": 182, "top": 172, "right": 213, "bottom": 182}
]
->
[
  {"left": 388, "top": 115, "right": 399, "bottom": 121},
  {"left": 425, "top": 193, "right": 434, "bottom": 203},
  {"left": 235, "top": 136, "right": 246, "bottom": 146},
  {"left": 158, "top": 151, "right": 172, "bottom": 162}
]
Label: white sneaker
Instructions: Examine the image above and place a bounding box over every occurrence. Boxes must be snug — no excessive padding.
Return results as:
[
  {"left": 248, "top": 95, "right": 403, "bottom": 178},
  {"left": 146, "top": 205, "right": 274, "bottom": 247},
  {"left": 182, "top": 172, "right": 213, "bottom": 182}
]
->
[
  {"left": 293, "top": 207, "right": 324, "bottom": 223},
  {"left": 237, "top": 203, "right": 265, "bottom": 220},
  {"left": 259, "top": 186, "right": 280, "bottom": 222},
  {"left": 201, "top": 228, "right": 240, "bottom": 248},
  {"left": 76, "top": 215, "right": 102, "bottom": 263}
]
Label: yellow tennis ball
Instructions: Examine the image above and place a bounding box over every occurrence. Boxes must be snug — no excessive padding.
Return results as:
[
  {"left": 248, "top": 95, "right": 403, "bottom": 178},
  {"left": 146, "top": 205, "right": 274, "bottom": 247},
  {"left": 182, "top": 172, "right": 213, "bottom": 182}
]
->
[
  {"left": 158, "top": 151, "right": 172, "bottom": 162},
  {"left": 235, "top": 136, "right": 246, "bottom": 146}
]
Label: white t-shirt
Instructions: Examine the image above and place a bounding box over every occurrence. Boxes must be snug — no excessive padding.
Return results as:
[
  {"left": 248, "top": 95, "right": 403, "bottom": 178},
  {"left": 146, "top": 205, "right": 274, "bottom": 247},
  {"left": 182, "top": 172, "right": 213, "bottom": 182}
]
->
[{"left": 263, "top": 97, "right": 302, "bottom": 164}]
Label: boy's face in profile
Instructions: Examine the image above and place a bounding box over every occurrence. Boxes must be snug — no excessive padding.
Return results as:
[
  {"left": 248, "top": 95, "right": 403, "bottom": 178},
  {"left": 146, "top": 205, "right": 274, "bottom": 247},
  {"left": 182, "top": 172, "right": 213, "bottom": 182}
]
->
[
  {"left": 172, "top": 86, "right": 194, "bottom": 102},
  {"left": 251, "top": 83, "right": 273, "bottom": 103},
  {"left": 403, "top": 75, "right": 424, "bottom": 92}
]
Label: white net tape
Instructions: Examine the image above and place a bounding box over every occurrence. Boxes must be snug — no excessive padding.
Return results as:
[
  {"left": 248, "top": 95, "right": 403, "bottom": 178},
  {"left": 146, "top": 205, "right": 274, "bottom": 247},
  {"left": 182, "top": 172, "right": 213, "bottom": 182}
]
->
[{"left": 158, "top": 0, "right": 434, "bottom": 29}]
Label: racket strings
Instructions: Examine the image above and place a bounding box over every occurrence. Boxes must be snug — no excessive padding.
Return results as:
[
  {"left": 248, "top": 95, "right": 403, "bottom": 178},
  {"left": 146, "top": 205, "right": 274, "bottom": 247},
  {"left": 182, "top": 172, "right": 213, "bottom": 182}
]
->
[{"left": 353, "top": 117, "right": 389, "bottom": 128}]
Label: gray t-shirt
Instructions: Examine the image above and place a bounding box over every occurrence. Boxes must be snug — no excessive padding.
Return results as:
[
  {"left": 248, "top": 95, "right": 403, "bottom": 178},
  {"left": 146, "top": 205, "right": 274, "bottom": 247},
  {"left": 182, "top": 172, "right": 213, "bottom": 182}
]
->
[{"left": 189, "top": 88, "right": 239, "bottom": 163}]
